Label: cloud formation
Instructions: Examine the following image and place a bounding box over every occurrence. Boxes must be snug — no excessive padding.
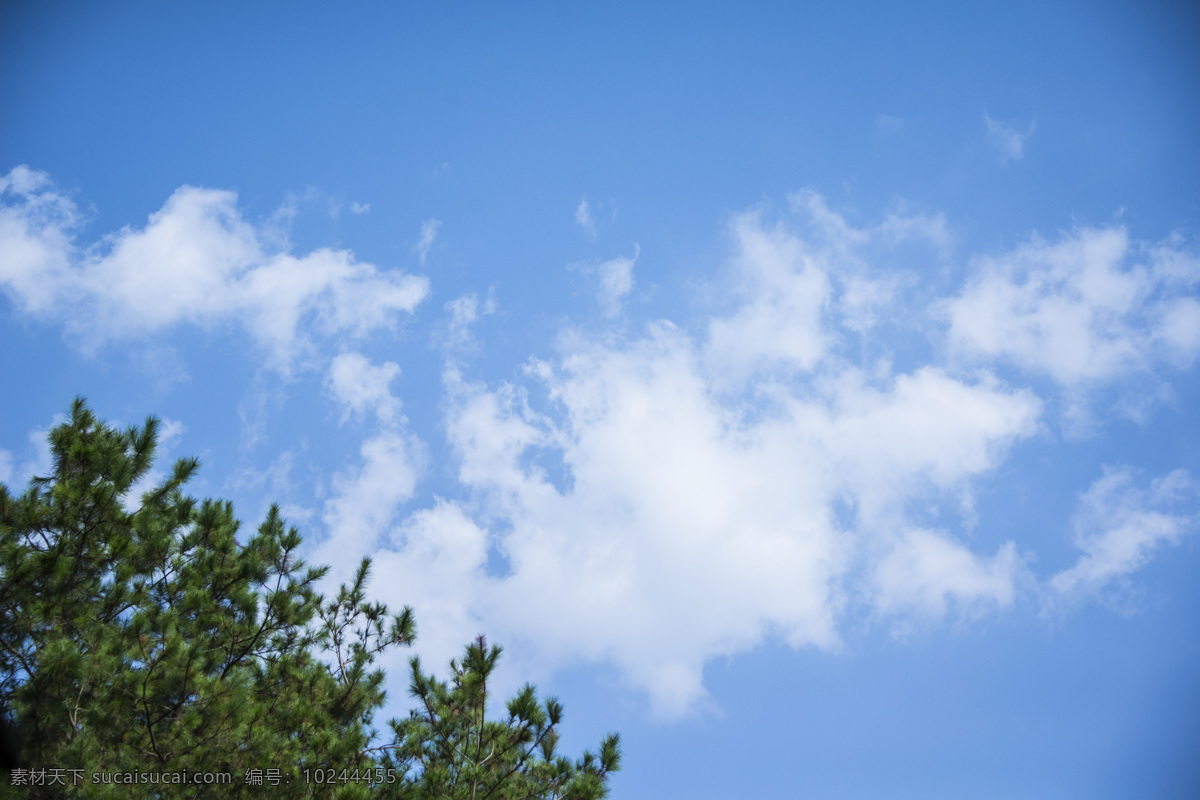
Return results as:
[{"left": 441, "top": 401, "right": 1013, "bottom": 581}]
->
[
  {"left": 984, "top": 112, "right": 1034, "bottom": 162},
  {"left": 321, "top": 195, "right": 1067, "bottom": 717},
  {"left": 442, "top": 292, "right": 496, "bottom": 351},
  {"left": 874, "top": 530, "right": 1020, "bottom": 619},
  {"left": 316, "top": 352, "right": 425, "bottom": 575},
  {"left": 0, "top": 167, "right": 429, "bottom": 371},
  {"left": 705, "top": 190, "right": 948, "bottom": 380},
  {"left": 941, "top": 227, "right": 1200, "bottom": 386},
  {"left": 320, "top": 429, "right": 424, "bottom": 561},
  {"left": 414, "top": 219, "right": 440, "bottom": 265},
  {"left": 326, "top": 352, "right": 403, "bottom": 424},
  {"left": 596, "top": 247, "right": 637, "bottom": 316},
  {"left": 575, "top": 199, "right": 597, "bottom": 239},
  {"left": 1050, "top": 467, "right": 1197, "bottom": 598}
]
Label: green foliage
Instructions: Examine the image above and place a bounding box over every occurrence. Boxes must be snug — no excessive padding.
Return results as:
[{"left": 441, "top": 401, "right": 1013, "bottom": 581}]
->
[
  {"left": 379, "top": 637, "right": 620, "bottom": 799},
  {"left": 0, "top": 399, "right": 619, "bottom": 799}
]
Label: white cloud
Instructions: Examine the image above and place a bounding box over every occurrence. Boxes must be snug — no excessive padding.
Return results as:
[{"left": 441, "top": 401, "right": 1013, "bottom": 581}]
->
[
  {"left": 351, "top": 201, "right": 371, "bottom": 215},
  {"left": 705, "top": 192, "right": 948, "bottom": 379},
  {"left": 0, "top": 167, "right": 429, "bottom": 372},
  {"left": 316, "top": 430, "right": 424, "bottom": 571},
  {"left": 984, "top": 112, "right": 1034, "bottom": 162},
  {"left": 326, "top": 352, "right": 403, "bottom": 425},
  {"left": 874, "top": 530, "right": 1020, "bottom": 619},
  {"left": 940, "top": 226, "right": 1200, "bottom": 387},
  {"left": 811, "top": 366, "right": 1041, "bottom": 523},
  {"left": 311, "top": 193, "right": 1045, "bottom": 718},
  {"left": 0, "top": 166, "right": 80, "bottom": 315},
  {"left": 315, "top": 353, "right": 426, "bottom": 601},
  {"left": 1050, "top": 467, "right": 1196, "bottom": 598},
  {"left": 420, "top": 329, "right": 1036, "bottom": 716},
  {"left": 372, "top": 500, "right": 494, "bottom": 673},
  {"left": 575, "top": 198, "right": 597, "bottom": 239},
  {"left": 431, "top": 340, "right": 845, "bottom": 715},
  {"left": 705, "top": 208, "right": 834, "bottom": 376},
  {"left": 442, "top": 292, "right": 497, "bottom": 351},
  {"left": 414, "top": 218, "right": 440, "bottom": 265},
  {"left": 596, "top": 246, "right": 637, "bottom": 316}
]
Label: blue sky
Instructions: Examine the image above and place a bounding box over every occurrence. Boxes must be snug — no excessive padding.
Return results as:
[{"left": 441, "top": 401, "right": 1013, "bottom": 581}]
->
[{"left": 2, "top": 1, "right": 1199, "bottom": 796}]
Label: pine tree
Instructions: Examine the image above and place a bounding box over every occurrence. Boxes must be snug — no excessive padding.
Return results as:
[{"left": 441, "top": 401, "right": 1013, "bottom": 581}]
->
[
  {"left": 0, "top": 399, "right": 620, "bottom": 799},
  {"left": 379, "top": 637, "right": 621, "bottom": 799}
]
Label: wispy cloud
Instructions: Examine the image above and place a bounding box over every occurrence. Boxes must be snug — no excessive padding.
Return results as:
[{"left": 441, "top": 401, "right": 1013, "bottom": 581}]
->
[
  {"left": 596, "top": 246, "right": 637, "bottom": 316},
  {"left": 441, "top": 291, "right": 497, "bottom": 351},
  {"left": 876, "top": 113, "right": 906, "bottom": 133},
  {"left": 414, "top": 218, "right": 441, "bottom": 265},
  {"left": 1050, "top": 467, "right": 1196, "bottom": 600},
  {"left": 575, "top": 198, "right": 597, "bottom": 239},
  {"left": 984, "top": 112, "right": 1034, "bottom": 162}
]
